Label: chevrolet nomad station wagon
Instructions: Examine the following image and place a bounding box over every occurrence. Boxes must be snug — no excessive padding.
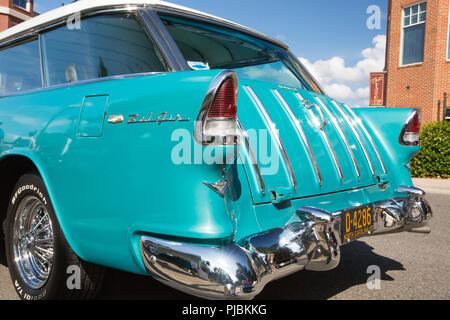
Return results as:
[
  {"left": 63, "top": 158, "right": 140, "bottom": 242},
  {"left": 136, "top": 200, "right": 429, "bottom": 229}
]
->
[{"left": 0, "top": 0, "right": 433, "bottom": 300}]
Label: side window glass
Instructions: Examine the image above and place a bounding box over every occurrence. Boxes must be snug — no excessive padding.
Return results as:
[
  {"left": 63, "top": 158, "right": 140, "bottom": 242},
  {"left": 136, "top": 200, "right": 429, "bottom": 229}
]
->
[
  {"left": 41, "top": 13, "right": 168, "bottom": 86},
  {"left": 0, "top": 39, "right": 42, "bottom": 95}
]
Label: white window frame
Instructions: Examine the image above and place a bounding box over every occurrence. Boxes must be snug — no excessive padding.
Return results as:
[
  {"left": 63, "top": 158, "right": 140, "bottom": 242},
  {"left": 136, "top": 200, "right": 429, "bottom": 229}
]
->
[
  {"left": 400, "top": 1, "right": 427, "bottom": 67},
  {"left": 13, "top": 0, "right": 29, "bottom": 12}
]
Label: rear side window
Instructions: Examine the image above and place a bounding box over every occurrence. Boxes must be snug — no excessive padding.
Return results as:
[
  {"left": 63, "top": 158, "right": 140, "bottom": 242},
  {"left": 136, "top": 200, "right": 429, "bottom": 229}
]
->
[
  {"left": 159, "top": 15, "right": 316, "bottom": 91},
  {"left": 41, "top": 13, "right": 168, "bottom": 86},
  {"left": 0, "top": 39, "right": 42, "bottom": 95}
]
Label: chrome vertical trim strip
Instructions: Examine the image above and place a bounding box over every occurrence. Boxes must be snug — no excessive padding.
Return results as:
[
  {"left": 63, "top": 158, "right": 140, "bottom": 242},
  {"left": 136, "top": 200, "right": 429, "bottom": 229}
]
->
[
  {"left": 343, "top": 104, "right": 387, "bottom": 174},
  {"left": 237, "top": 120, "right": 265, "bottom": 195},
  {"left": 319, "top": 124, "right": 344, "bottom": 183},
  {"left": 143, "top": 6, "right": 191, "bottom": 71},
  {"left": 331, "top": 100, "right": 376, "bottom": 177},
  {"left": 38, "top": 34, "right": 46, "bottom": 87},
  {"left": 299, "top": 96, "right": 344, "bottom": 183},
  {"left": 273, "top": 90, "right": 322, "bottom": 187},
  {"left": 137, "top": 7, "right": 178, "bottom": 71},
  {"left": 315, "top": 97, "right": 361, "bottom": 180},
  {"left": 245, "top": 86, "right": 297, "bottom": 191}
]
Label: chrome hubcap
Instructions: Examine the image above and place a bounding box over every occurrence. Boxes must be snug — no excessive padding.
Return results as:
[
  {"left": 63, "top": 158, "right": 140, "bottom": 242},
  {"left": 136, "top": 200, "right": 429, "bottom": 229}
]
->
[{"left": 13, "top": 196, "right": 54, "bottom": 289}]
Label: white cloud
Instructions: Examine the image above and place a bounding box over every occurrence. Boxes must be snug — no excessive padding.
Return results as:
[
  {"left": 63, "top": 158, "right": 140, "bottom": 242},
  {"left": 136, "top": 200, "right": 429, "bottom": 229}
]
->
[{"left": 299, "top": 34, "right": 386, "bottom": 107}]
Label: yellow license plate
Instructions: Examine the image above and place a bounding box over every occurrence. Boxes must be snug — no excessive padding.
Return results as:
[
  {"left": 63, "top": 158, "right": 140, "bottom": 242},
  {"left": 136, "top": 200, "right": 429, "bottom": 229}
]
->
[{"left": 341, "top": 204, "right": 375, "bottom": 242}]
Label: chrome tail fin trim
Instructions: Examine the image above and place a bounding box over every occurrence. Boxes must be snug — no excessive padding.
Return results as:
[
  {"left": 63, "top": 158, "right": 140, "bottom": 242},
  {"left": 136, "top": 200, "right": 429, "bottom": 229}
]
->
[
  {"left": 273, "top": 89, "right": 322, "bottom": 187},
  {"left": 315, "top": 97, "right": 361, "bottom": 181},
  {"left": 244, "top": 86, "right": 297, "bottom": 191},
  {"left": 343, "top": 104, "right": 387, "bottom": 174},
  {"left": 331, "top": 100, "right": 376, "bottom": 177},
  {"left": 237, "top": 119, "right": 266, "bottom": 196},
  {"left": 299, "top": 96, "right": 344, "bottom": 183}
]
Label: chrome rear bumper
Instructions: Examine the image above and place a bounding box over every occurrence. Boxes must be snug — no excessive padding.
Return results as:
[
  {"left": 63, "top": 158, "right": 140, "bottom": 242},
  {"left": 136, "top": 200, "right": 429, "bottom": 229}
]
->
[{"left": 140, "top": 186, "right": 432, "bottom": 300}]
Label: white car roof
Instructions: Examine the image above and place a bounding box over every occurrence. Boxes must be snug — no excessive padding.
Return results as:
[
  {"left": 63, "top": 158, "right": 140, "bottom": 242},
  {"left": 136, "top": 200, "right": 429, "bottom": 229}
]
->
[{"left": 0, "top": 0, "right": 288, "bottom": 49}]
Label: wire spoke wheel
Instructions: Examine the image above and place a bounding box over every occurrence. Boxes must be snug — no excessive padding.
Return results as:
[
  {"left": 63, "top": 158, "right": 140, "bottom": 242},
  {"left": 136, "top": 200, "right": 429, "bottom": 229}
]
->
[{"left": 12, "top": 196, "right": 54, "bottom": 289}]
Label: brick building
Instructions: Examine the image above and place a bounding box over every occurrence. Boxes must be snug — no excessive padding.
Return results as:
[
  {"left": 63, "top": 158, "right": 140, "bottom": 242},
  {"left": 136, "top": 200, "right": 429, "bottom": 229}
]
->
[
  {"left": 371, "top": 0, "right": 450, "bottom": 124},
  {"left": 0, "top": 0, "right": 35, "bottom": 31}
]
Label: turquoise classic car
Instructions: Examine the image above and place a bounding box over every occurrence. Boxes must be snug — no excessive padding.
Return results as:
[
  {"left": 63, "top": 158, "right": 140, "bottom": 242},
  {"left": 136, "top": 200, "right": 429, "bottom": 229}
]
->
[{"left": 0, "top": 0, "right": 432, "bottom": 300}]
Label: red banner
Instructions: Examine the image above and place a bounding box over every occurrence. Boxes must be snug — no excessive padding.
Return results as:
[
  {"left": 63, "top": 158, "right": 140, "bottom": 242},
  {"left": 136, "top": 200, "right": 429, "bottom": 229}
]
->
[{"left": 369, "top": 72, "right": 386, "bottom": 106}]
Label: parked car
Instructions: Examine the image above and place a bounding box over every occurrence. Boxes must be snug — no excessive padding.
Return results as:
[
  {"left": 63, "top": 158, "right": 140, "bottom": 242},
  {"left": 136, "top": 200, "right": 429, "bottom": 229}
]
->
[{"left": 0, "top": 0, "right": 432, "bottom": 300}]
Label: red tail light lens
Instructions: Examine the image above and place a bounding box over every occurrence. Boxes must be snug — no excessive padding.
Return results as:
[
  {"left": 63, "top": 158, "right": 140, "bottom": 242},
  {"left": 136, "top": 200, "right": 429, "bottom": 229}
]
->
[
  {"left": 207, "top": 78, "right": 237, "bottom": 118},
  {"left": 194, "top": 71, "right": 239, "bottom": 145},
  {"left": 399, "top": 110, "right": 420, "bottom": 146},
  {"left": 405, "top": 112, "right": 420, "bottom": 133}
]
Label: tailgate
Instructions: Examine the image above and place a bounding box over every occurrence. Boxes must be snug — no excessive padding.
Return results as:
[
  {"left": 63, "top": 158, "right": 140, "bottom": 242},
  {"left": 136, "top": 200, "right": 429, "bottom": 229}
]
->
[{"left": 236, "top": 80, "right": 387, "bottom": 204}]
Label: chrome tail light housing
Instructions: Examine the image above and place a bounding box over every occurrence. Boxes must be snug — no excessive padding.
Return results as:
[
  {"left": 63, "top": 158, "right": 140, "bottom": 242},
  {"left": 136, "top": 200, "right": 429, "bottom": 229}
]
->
[
  {"left": 194, "top": 71, "right": 239, "bottom": 145},
  {"left": 399, "top": 109, "right": 420, "bottom": 146}
]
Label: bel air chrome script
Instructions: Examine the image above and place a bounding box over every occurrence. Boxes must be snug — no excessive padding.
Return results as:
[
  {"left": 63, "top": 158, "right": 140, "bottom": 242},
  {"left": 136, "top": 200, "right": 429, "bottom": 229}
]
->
[{"left": 127, "top": 112, "right": 190, "bottom": 125}]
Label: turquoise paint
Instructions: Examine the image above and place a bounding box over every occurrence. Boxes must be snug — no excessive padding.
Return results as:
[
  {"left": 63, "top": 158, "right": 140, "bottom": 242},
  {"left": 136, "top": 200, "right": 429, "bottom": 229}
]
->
[
  {"left": 77, "top": 95, "right": 109, "bottom": 137},
  {"left": 0, "top": 68, "right": 419, "bottom": 275}
]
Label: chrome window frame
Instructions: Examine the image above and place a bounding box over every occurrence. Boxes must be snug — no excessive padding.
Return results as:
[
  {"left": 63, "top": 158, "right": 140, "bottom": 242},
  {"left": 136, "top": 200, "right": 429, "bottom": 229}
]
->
[
  {"left": 150, "top": 4, "right": 289, "bottom": 51},
  {"left": 0, "top": 5, "right": 181, "bottom": 98},
  {"left": 150, "top": 5, "right": 326, "bottom": 95}
]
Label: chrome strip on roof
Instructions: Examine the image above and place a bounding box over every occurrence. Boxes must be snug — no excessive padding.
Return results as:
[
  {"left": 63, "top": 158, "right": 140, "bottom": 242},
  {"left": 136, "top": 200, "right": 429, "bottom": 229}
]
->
[
  {"left": 245, "top": 85, "right": 297, "bottom": 191},
  {"left": 273, "top": 89, "right": 322, "bottom": 187}
]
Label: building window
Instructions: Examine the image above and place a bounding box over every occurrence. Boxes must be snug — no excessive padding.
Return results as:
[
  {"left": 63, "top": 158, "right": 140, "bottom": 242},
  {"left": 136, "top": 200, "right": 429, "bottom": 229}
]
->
[
  {"left": 401, "top": 2, "right": 427, "bottom": 65},
  {"left": 13, "top": 0, "right": 28, "bottom": 10}
]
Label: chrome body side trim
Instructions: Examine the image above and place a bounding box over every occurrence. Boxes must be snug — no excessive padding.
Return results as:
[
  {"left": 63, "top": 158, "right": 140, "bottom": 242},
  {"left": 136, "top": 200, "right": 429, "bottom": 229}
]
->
[
  {"left": 342, "top": 104, "right": 387, "bottom": 174},
  {"left": 301, "top": 97, "right": 344, "bottom": 183},
  {"left": 244, "top": 86, "right": 297, "bottom": 191},
  {"left": 140, "top": 186, "right": 432, "bottom": 300},
  {"left": 107, "top": 115, "right": 124, "bottom": 124},
  {"left": 0, "top": 71, "right": 164, "bottom": 99},
  {"left": 237, "top": 120, "right": 266, "bottom": 195},
  {"left": 315, "top": 97, "right": 361, "bottom": 180},
  {"left": 273, "top": 89, "right": 322, "bottom": 187},
  {"left": 331, "top": 100, "right": 376, "bottom": 177}
]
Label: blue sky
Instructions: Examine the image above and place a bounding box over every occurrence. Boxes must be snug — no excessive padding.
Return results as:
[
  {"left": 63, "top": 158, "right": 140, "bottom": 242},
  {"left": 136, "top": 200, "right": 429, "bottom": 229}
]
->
[{"left": 33, "top": 0, "right": 389, "bottom": 106}]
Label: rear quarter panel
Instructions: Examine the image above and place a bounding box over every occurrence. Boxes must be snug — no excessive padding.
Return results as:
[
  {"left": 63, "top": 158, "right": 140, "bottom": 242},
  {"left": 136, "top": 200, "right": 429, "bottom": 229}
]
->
[
  {"left": 352, "top": 107, "right": 419, "bottom": 189},
  {"left": 0, "top": 70, "right": 243, "bottom": 274}
]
